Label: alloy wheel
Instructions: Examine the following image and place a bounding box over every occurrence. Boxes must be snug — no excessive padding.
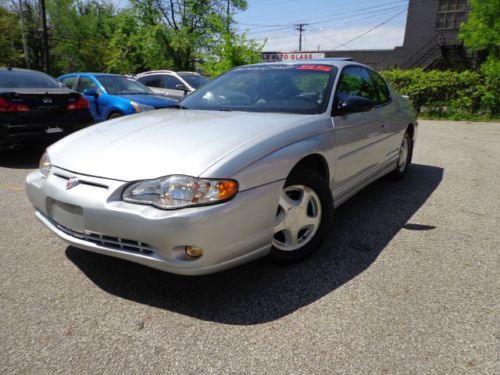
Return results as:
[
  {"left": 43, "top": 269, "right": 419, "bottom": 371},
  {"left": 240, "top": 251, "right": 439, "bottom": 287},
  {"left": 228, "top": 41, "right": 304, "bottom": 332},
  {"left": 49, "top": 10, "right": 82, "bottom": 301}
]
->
[{"left": 272, "top": 184, "right": 322, "bottom": 252}]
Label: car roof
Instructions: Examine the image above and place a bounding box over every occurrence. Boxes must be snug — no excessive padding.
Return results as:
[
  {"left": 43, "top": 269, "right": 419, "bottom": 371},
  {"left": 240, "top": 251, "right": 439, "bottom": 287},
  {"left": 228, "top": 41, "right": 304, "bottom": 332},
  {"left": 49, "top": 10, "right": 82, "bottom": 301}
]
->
[
  {"left": 135, "top": 70, "right": 204, "bottom": 77},
  {"left": 0, "top": 67, "right": 55, "bottom": 75},
  {"left": 59, "top": 72, "right": 123, "bottom": 78},
  {"left": 241, "top": 58, "right": 370, "bottom": 70}
]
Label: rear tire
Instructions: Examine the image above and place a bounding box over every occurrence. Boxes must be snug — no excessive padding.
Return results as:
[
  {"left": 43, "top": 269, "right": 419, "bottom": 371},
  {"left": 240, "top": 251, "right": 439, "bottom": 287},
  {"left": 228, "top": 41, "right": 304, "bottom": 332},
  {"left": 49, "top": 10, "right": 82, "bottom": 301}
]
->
[
  {"left": 270, "top": 168, "right": 333, "bottom": 262},
  {"left": 389, "top": 131, "right": 412, "bottom": 180}
]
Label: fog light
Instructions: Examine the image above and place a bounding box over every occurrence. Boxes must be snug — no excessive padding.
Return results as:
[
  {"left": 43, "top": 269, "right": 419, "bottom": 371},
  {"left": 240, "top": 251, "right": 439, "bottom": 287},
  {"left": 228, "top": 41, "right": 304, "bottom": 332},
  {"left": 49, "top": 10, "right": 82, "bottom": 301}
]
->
[{"left": 185, "top": 246, "right": 203, "bottom": 258}]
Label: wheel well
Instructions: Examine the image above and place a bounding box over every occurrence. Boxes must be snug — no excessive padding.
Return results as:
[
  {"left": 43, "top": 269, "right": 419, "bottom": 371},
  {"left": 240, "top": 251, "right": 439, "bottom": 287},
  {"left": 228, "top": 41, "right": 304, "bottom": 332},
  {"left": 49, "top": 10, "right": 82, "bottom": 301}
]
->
[
  {"left": 291, "top": 154, "right": 330, "bottom": 183},
  {"left": 407, "top": 123, "right": 415, "bottom": 140},
  {"left": 406, "top": 123, "right": 415, "bottom": 162}
]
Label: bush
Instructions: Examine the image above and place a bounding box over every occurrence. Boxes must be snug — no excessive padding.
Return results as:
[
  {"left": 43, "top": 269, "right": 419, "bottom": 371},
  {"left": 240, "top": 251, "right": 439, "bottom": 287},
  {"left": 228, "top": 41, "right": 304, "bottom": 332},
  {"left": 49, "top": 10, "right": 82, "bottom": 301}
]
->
[{"left": 381, "top": 68, "right": 499, "bottom": 120}]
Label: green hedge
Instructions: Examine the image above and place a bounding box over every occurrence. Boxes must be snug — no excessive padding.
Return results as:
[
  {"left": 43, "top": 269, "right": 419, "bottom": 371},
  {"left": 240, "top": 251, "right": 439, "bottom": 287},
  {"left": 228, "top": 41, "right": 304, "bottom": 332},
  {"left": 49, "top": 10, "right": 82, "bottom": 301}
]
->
[{"left": 381, "top": 68, "right": 499, "bottom": 120}]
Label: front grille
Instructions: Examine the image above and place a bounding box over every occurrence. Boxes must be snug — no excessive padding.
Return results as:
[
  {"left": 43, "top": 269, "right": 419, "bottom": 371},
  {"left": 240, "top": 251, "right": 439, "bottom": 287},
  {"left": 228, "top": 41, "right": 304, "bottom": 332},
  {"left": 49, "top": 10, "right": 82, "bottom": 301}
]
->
[
  {"left": 51, "top": 219, "right": 155, "bottom": 255},
  {"left": 53, "top": 174, "right": 108, "bottom": 189}
]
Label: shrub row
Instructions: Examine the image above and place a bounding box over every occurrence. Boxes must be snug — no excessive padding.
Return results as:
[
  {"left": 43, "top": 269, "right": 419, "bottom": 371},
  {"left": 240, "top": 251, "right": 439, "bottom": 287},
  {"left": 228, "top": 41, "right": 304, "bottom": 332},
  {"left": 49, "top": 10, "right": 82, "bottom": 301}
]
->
[{"left": 381, "top": 67, "right": 499, "bottom": 120}]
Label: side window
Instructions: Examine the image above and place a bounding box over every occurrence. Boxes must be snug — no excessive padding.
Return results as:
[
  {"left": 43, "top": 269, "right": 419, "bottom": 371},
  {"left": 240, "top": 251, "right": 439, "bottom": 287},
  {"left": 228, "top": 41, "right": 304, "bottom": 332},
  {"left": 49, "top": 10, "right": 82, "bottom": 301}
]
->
[
  {"left": 139, "top": 75, "right": 162, "bottom": 88},
  {"left": 370, "top": 71, "right": 391, "bottom": 105},
  {"left": 164, "top": 75, "right": 183, "bottom": 90},
  {"left": 60, "top": 77, "right": 76, "bottom": 90},
  {"left": 334, "top": 67, "right": 379, "bottom": 105},
  {"left": 76, "top": 77, "right": 97, "bottom": 93}
]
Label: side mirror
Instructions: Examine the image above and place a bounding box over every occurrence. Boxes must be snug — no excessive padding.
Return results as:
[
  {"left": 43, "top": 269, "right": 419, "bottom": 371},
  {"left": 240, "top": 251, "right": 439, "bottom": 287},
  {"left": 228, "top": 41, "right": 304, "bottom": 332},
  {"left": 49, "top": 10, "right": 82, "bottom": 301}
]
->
[
  {"left": 83, "top": 88, "right": 98, "bottom": 97},
  {"left": 336, "top": 96, "right": 374, "bottom": 115},
  {"left": 175, "top": 83, "right": 190, "bottom": 95}
]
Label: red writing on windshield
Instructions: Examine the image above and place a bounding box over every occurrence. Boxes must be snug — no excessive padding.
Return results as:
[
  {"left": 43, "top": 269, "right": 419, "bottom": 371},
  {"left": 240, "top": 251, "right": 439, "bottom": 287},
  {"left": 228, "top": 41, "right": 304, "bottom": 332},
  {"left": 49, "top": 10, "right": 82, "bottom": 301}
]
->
[{"left": 296, "top": 65, "right": 332, "bottom": 72}]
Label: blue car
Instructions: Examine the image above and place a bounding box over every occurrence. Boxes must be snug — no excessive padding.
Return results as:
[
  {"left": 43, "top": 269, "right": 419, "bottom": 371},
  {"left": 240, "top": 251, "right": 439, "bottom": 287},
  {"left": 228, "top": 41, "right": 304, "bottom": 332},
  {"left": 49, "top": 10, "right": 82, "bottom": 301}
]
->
[{"left": 58, "top": 73, "right": 177, "bottom": 122}]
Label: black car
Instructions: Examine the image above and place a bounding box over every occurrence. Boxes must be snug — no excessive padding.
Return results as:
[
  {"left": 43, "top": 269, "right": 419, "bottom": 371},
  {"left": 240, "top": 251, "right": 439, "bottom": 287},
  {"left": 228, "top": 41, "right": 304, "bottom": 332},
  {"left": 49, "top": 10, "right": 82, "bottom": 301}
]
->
[{"left": 0, "top": 67, "right": 94, "bottom": 150}]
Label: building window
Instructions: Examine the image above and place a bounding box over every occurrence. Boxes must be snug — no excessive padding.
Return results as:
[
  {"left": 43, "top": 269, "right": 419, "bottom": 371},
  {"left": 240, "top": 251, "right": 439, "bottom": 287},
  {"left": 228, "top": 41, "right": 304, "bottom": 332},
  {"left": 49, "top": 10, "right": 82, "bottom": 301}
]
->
[{"left": 436, "top": 0, "right": 467, "bottom": 30}]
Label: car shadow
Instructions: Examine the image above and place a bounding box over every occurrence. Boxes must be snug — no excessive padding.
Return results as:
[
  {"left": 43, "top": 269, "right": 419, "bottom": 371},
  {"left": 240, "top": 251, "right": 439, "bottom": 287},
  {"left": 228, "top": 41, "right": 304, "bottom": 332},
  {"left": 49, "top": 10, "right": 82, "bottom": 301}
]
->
[
  {"left": 66, "top": 163, "right": 443, "bottom": 325},
  {"left": 0, "top": 148, "right": 45, "bottom": 169}
]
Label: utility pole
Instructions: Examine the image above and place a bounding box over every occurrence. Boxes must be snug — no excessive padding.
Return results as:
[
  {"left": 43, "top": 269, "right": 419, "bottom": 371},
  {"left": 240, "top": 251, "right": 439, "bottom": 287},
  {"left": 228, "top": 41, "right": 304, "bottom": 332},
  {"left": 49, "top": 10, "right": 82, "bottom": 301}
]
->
[
  {"left": 40, "top": 0, "right": 50, "bottom": 72},
  {"left": 19, "top": 0, "right": 30, "bottom": 68},
  {"left": 295, "top": 23, "right": 308, "bottom": 51},
  {"left": 226, "top": 0, "right": 231, "bottom": 32}
]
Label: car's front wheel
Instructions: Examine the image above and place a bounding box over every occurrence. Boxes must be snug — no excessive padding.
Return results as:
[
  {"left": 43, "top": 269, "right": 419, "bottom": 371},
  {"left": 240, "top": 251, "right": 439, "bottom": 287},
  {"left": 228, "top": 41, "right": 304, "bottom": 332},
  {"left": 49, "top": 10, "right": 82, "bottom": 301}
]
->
[
  {"left": 108, "top": 112, "right": 123, "bottom": 120},
  {"left": 270, "top": 168, "right": 333, "bottom": 262},
  {"left": 389, "top": 130, "right": 413, "bottom": 179}
]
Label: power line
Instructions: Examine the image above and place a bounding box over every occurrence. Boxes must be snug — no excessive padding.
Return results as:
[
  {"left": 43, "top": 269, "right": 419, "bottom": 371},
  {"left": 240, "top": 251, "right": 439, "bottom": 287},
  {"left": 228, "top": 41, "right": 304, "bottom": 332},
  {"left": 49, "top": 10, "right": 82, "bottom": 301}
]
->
[
  {"left": 237, "top": 0, "right": 408, "bottom": 28},
  {"left": 331, "top": 8, "right": 408, "bottom": 50},
  {"left": 241, "top": 3, "right": 407, "bottom": 35}
]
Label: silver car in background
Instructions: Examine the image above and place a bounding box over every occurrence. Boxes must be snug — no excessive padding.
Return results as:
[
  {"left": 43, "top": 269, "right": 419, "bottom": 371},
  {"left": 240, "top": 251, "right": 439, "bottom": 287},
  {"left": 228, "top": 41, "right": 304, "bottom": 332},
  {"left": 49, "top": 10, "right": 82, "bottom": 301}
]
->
[
  {"left": 26, "top": 59, "right": 417, "bottom": 275},
  {"left": 134, "top": 70, "right": 209, "bottom": 100}
]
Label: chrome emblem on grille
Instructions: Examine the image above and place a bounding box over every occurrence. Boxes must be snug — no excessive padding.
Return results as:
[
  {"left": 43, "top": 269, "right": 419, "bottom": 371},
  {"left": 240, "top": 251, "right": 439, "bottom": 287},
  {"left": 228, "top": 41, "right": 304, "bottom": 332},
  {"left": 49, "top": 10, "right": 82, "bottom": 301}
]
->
[
  {"left": 66, "top": 177, "right": 80, "bottom": 190},
  {"left": 42, "top": 97, "right": 52, "bottom": 104}
]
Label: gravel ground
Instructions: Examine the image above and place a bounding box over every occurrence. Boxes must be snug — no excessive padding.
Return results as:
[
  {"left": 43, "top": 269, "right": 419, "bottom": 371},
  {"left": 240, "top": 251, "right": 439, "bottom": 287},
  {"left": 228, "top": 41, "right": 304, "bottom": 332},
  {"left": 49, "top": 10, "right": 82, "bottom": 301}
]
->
[{"left": 0, "top": 120, "right": 498, "bottom": 374}]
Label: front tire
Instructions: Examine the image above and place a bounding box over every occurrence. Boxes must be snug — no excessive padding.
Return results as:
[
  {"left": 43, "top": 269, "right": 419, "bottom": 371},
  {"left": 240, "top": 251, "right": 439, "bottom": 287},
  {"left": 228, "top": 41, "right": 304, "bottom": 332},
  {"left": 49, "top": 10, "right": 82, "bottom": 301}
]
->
[
  {"left": 108, "top": 112, "right": 123, "bottom": 120},
  {"left": 270, "top": 168, "right": 333, "bottom": 262},
  {"left": 389, "top": 131, "right": 412, "bottom": 180}
]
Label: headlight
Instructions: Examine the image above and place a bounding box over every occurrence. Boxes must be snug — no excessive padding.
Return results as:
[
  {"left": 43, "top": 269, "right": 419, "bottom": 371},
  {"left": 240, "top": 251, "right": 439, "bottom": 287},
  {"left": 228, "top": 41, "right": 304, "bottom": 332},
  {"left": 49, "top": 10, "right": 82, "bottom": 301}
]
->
[
  {"left": 122, "top": 175, "right": 238, "bottom": 209},
  {"left": 131, "top": 101, "right": 155, "bottom": 113},
  {"left": 39, "top": 151, "right": 51, "bottom": 177}
]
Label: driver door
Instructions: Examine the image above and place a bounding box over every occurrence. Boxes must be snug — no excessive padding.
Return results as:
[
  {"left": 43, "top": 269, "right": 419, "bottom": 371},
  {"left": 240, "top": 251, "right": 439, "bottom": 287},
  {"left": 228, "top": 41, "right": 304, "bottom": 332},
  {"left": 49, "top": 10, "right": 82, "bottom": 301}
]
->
[
  {"left": 76, "top": 77, "right": 101, "bottom": 122},
  {"left": 331, "top": 66, "right": 386, "bottom": 196}
]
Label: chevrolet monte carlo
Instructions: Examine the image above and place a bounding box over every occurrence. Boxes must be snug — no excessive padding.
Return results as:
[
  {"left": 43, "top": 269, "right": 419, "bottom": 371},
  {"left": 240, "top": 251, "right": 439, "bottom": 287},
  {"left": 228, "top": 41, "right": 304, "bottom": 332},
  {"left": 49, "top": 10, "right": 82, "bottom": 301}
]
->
[{"left": 26, "top": 59, "right": 417, "bottom": 275}]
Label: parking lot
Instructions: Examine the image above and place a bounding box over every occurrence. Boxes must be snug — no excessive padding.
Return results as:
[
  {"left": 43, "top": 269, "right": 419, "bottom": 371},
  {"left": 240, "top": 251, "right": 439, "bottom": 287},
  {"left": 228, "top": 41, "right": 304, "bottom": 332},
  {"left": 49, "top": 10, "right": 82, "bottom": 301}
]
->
[{"left": 0, "top": 120, "right": 498, "bottom": 374}]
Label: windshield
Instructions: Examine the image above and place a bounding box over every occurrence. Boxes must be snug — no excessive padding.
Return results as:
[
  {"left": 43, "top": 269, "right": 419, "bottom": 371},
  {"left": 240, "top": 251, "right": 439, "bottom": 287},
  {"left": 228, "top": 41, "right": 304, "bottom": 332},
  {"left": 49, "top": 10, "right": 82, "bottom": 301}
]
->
[
  {"left": 179, "top": 73, "right": 209, "bottom": 89},
  {"left": 0, "top": 70, "right": 60, "bottom": 89},
  {"left": 181, "top": 64, "right": 337, "bottom": 114},
  {"left": 96, "top": 76, "right": 152, "bottom": 95}
]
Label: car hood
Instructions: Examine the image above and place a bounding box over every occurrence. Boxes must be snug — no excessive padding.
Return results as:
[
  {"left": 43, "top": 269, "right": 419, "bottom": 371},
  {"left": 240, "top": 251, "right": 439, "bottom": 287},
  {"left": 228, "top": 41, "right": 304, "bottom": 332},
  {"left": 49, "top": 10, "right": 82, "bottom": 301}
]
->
[
  {"left": 119, "top": 94, "right": 177, "bottom": 108},
  {"left": 48, "top": 109, "right": 317, "bottom": 181}
]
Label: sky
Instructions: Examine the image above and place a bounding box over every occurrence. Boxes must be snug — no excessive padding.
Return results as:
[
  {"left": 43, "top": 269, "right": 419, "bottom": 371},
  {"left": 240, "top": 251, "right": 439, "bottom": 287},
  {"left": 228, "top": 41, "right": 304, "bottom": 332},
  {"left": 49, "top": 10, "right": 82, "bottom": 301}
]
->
[{"left": 235, "top": 0, "right": 410, "bottom": 52}]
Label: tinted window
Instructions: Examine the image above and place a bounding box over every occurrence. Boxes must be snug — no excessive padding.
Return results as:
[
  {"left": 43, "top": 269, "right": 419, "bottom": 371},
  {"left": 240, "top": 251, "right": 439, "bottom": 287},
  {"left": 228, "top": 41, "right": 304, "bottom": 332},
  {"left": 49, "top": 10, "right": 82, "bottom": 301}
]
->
[
  {"left": 77, "top": 77, "right": 97, "bottom": 93},
  {"left": 96, "top": 76, "right": 151, "bottom": 95},
  {"left": 178, "top": 74, "right": 209, "bottom": 89},
  {"left": 370, "top": 71, "right": 391, "bottom": 105},
  {"left": 164, "top": 75, "right": 183, "bottom": 90},
  {"left": 335, "top": 66, "right": 379, "bottom": 105},
  {"left": 181, "top": 64, "right": 337, "bottom": 115},
  {"left": 0, "top": 70, "right": 60, "bottom": 89},
  {"left": 139, "top": 75, "right": 163, "bottom": 88},
  {"left": 61, "top": 76, "right": 76, "bottom": 90}
]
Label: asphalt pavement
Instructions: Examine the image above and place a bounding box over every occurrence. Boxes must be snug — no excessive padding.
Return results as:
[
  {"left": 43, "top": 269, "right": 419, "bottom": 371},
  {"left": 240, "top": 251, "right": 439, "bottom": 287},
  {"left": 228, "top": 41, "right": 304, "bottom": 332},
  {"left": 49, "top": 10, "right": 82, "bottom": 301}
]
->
[{"left": 0, "top": 120, "right": 498, "bottom": 374}]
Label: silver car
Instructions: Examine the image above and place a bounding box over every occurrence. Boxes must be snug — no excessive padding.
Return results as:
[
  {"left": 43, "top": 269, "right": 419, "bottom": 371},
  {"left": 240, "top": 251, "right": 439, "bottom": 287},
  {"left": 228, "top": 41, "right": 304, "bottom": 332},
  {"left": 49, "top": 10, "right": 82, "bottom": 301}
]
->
[
  {"left": 26, "top": 59, "right": 417, "bottom": 275},
  {"left": 134, "top": 70, "right": 209, "bottom": 100}
]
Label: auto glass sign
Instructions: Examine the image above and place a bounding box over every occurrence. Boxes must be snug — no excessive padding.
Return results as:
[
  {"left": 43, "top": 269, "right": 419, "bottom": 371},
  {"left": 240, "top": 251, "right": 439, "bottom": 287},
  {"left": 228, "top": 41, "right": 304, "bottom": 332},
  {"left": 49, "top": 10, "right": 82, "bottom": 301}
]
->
[{"left": 262, "top": 52, "right": 326, "bottom": 62}]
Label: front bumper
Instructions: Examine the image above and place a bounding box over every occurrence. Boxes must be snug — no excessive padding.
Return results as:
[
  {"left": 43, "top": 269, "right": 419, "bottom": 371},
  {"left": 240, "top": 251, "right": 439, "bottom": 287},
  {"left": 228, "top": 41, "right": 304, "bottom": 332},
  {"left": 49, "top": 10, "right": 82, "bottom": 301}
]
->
[{"left": 25, "top": 167, "right": 283, "bottom": 275}]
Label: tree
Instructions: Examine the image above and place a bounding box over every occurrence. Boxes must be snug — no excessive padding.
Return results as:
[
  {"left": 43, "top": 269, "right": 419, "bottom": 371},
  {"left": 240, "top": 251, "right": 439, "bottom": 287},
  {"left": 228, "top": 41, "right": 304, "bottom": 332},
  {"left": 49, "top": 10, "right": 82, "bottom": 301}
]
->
[
  {"left": 460, "top": 0, "right": 500, "bottom": 56},
  {"left": 460, "top": 0, "right": 500, "bottom": 116},
  {"left": 0, "top": 5, "right": 23, "bottom": 67},
  {"left": 130, "top": 0, "right": 249, "bottom": 70},
  {"left": 199, "top": 28, "right": 263, "bottom": 77},
  {"left": 47, "top": 0, "right": 116, "bottom": 75}
]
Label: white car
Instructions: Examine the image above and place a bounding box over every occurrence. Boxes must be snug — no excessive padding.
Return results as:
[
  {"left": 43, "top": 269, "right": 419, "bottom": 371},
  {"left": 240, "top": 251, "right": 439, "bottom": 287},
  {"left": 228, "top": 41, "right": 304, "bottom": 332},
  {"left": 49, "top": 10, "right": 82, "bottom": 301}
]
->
[
  {"left": 134, "top": 70, "right": 209, "bottom": 100},
  {"left": 26, "top": 59, "right": 417, "bottom": 275}
]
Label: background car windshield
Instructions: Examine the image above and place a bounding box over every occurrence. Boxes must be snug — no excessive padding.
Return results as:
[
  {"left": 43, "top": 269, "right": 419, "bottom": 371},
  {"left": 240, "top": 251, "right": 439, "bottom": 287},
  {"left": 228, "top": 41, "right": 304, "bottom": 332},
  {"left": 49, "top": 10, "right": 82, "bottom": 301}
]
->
[
  {"left": 96, "top": 76, "right": 152, "bottom": 95},
  {"left": 0, "top": 71, "right": 60, "bottom": 89},
  {"left": 179, "top": 74, "right": 209, "bottom": 89},
  {"left": 181, "top": 65, "right": 337, "bottom": 114}
]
